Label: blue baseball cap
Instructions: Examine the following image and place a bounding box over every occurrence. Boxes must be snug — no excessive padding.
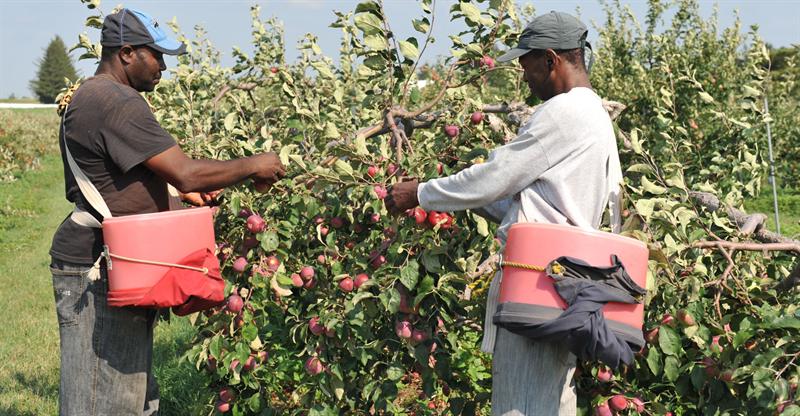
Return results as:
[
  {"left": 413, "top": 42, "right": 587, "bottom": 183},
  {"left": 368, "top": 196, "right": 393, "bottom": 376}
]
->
[{"left": 101, "top": 8, "right": 186, "bottom": 55}]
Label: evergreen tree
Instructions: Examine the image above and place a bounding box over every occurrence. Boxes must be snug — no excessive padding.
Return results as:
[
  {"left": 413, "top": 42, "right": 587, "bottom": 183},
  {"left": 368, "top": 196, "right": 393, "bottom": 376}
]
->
[{"left": 29, "top": 36, "right": 79, "bottom": 104}]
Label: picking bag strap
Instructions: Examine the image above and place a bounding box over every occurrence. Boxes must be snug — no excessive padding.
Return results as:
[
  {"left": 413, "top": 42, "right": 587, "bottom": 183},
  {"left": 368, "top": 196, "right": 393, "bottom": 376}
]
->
[{"left": 61, "top": 110, "right": 113, "bottom": 220}]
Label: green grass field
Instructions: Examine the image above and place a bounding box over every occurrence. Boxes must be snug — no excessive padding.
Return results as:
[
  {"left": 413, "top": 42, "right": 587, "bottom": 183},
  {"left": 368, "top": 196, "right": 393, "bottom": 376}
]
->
[{"left": 745, "top": 185, "right": 800, "bottom": 239}]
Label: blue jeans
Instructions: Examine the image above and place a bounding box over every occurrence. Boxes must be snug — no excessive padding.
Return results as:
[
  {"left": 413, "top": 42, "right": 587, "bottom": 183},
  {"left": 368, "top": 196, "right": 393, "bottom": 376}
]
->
[{"left": 50, "top": 259, "right": 159, "bottom": 416}]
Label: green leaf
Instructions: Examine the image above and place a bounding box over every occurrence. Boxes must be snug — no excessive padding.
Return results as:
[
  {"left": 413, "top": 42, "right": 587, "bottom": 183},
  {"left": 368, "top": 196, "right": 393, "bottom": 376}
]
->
[
  {"left": 664, "top": 355, "right": 680, "bottom": 381},
  {"left": 460, "top": 3, "right": 482, "bottom": 25},
  {"left": 698, "top": 91, "right": 715, "bottom": 103},
  {"left": 333, "top": 159, "right": 354, "bottom": 177},
  {"left": 363, "top": 34, "right": 389, "bottom": 51},
  {"left": 400, "top": 260, "right": 420, "bottom": 290},
  {"left": 311, "top": 61, "right": 334, "bottom": 79},
  {"left": 646, "top": 345, "right": 662, "bottom": 375},
  {"left": 242, "top": 324, "right": 258, "bottom": 342},
  {"left": 398, "top": 40, "right": 419, "bottom": 60},
  {"left": 224, "top": 112, "right": 237, "bottom": 131},
  {"left": 658, "top": 325, "right": 682, "bottom": 356},
  {"left": 259, "top": 231, "right": 279, "bottom": 252},
  {"left": 412, "top": 18, "right": 430, "bottom": 33},
  {"left": 474, "top": 215, "right": 489, "bottom": 236},
  {"left": 354, "top": 12, "right": 384, "bottom": 35},
  {"left": 635, "top": 199, "right": 655, "bottom": 218},
  {"left": 323, "top": 122, "right": 340, "bottom": 139},
  {"left": 386, "top": 366, "right": 404, "bottom": 381},
  {"left": 641, "top": 176, "right": 667, "bottom": 195},
  {"left": 331, "top": 373, "right": 345, "bottom": 400}
]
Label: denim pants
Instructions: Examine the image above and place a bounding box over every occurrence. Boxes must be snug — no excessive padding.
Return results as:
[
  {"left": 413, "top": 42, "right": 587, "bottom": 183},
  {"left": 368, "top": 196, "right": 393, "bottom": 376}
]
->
[
  {"left": 492, "top": 327, "right": 577, "bottom": 415},
  {"left": 50, "top": 259, "right": 160, "bottom": 416}
]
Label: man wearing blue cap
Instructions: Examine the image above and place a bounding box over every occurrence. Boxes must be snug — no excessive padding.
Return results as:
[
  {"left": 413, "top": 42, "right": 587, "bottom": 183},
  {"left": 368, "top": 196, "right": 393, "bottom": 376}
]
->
[
  {"left": 50, "top": 8, "right": 285, "bottom": 415},
  {"left": 387, "top": 11, "right": 623, "bottom": 415}
]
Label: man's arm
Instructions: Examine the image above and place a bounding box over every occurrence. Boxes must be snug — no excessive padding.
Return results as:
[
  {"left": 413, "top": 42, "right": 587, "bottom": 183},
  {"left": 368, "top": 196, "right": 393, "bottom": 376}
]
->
[
  {"left": 144, "top": 145, "right": 285, "bottom": 193},
  {"left": 472, "top": 197, "right": 514, "bottom": 224}
]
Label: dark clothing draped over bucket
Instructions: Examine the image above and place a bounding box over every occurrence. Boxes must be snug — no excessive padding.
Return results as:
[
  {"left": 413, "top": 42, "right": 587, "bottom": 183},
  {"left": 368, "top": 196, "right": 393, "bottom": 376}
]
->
[{"left": 494, "top": 255, "right": 646, "bottom": 368}]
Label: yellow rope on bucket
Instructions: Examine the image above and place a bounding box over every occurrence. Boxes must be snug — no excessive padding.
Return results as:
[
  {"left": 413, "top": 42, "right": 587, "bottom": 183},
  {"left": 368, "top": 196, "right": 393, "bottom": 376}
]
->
[
  {"left": 107, "top": 252, "right": 209, "bottom": 275},
  {"left": 500, "top": 260, "right": 564, "bottom": 275}
]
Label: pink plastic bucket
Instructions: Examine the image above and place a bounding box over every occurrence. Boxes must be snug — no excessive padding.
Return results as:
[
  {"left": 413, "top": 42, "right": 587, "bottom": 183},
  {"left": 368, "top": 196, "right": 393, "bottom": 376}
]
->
[
  {"left": 499, "top": 223, "right": 649, "bottom": 331},
  {"left": 102, "top": 207, "right": 216, "bottom": 301}
]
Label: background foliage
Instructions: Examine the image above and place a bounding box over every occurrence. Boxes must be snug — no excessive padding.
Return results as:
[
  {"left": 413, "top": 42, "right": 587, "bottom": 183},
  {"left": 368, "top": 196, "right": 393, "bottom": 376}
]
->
[{"left": 29, "top": 36, "right": 79, "bottom": 104}]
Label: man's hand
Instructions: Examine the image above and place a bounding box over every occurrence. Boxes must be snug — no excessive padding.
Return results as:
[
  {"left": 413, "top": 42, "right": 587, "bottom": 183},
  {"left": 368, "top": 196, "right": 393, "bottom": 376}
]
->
[
  {"left": 250, "top": 152, "right": 286, "bottom": 188},
  {"left": 180, "top": 189, "right": 223, "bottom": 206},
  {"left": 386, "top": 179, "right": 420, "bottom": 215}
]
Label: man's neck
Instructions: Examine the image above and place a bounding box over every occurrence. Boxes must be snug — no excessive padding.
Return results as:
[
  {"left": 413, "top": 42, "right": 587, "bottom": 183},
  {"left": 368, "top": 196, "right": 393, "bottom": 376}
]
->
[{"left": 94, "top": 64, "right": 129, "bottom": 87}]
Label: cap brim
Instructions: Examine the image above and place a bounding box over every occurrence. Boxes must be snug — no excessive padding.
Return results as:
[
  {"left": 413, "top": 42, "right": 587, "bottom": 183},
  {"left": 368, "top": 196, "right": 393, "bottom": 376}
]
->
[
  {"left": 149, "top": 37, "right": 186, "bottom": 55},
  {"left": 497, "top": 47, "right": 531, "bottom": 63}
]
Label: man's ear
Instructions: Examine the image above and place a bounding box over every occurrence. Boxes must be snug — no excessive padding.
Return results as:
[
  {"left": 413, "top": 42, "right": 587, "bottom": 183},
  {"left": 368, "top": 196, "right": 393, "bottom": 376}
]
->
[
  {"left": 118, "top": 45, "right": 136, "bottom": 65},
  {"left": 545, "top": 49, "right": 558, "bottom": 69}
]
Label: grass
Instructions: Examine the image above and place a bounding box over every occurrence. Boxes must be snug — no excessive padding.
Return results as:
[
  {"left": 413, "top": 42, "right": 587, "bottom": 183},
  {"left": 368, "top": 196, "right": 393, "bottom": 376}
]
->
[
  {"left": 0, "top": 98, "right": 40, "bottom": 104},
  {"left": 0, "top": 116, "right": 209, "bottom": 415},
  {"left": 744, "top": 185, "right": 800, "bottom": 239}
]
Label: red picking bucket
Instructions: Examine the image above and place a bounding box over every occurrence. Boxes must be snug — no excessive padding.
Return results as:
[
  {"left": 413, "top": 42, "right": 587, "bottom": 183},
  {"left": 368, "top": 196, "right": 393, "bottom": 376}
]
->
[
  {"left": 497, "top": 223, "right": 649, "bottom": 335},
  {"left": 102, "top": 207, "right": 218, "bottom": 305}
]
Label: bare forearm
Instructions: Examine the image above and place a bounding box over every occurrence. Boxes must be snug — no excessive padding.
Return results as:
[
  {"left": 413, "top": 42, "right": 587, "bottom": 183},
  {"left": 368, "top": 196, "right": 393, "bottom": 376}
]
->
[{"left": 171, "top": 157, "right": 258, "bottom": 193}]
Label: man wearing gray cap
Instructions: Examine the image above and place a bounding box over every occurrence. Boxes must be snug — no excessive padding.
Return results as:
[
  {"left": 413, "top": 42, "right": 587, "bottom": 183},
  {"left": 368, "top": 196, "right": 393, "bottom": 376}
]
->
[
  {"left": 387, "top": 11, "right": 622, "bottom": 414},
  {"left": 50, "top": 8, "right": 285, "bottom": 415}
]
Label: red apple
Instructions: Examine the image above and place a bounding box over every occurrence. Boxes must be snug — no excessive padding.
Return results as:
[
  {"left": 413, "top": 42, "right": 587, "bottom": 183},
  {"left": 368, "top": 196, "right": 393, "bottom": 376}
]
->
[
  {"left": 408, "top": 207, "right": 427, "bottom": 225},
  {"left": 596, "top": 365, "right": 613, "bottom": 382},
  {"left": 331, "top": 217, "right": 345, "bottom": 229},
  {"left": 216, "top": 400, "right": 231, "bottom": 413},
  {"left": 367, "top": 165, "right": 379, "bottom": 177},
  {"left": 319, "top": 226, "right": 329, "bottom": 236},
  {"left": 631, "top": 397, "right": 645, "bottom": 413},
  {"left": 229, "top": 359, "right": 241, "bottom": 372},
  {"left": 303, "top": 278, "right": 316, "bottom": 289},
  {"left": 609, "top": 395, "right": 628, "bottom": 411},
  {"left": 219, "top": 387, "right": 234, "bottom": 402},
  {"left": 369, "top": 213, "right": 381, "bottom": 223},
  {"left": 305, "top": 356, "right": 324, "bottom": 375},
  {"left": 270, "top": 66, "right": 279, "bottom": 74},
  {"left": 480, "top": 55, "right": 495, "bottom": 69},
  {"left": 206, "top": 356, "right": 217, "bottom": 372},
  {"left": 719, "top": 369, "right": 734, "bottom": 382},
  {"left": 265, "top": 255, "right": 280, "bottom": 271},
  {"left": 444, "top": 125, "right": 459, "bottom": 138},
  {"left": 436, "top": 162, "right": 443, "bottom": 174},
  {"left": 291, "top": 273, "right": 304, "bottom": 287},
  {"left": 257, "top": 350, "right": 268, "bottom": 362},
  {"left": 387, "top": 163, "right": 397, "bottom": 176},
  {"left": 226, "top": 295, "right": 244, "bottom": 313},
  {"left": 370, "top": 254, "right": 386, "bottom": 268},
  {"left": 677, "top": 309, "right": 695, "bottom": 326},
  {"left": 300, "top": 266, "right": 315, "bottom": 280},
  {"left": 373, "top": 185, "right": 388, "bottom": 199},
  {"left": 313, "top": 215, "right": 324, "bottom": 225},
  {"left": 242, "top": 236, "right": 258, "bottom": 251},
  {"left": 338, "top": 277, "right": 354, "bottom": 292},
  {"left": 246, "top": 214, "right": 266, "bottom": 233},
  {"left": 309, "top": 317, "right": 325, "bottom": 336},
  {"left": 644, "top": 327, "right": 659, "bottom": 344},
  {"left": 710, "top": 335, "right": 723, "bottom": 354},
  {"left": 243, "top": 355, "right": 257, "bottom": 371},
  {"left": 395, "top": 320, "right": 412, "bottom": 339},
  {"left": 593, "top": 401, "right": 612, "bottom": 416},
  {"left": 354, "top": 273, "right": 370, "bottom": 289},
  {"left": 661, "top": 313, "right": 676, "bottom": 327},
  {"left": 325, "top": 327, "right": 335, "bottom": 338},
  {"left": 232, "top": 257, "right": 248, "bottom": 273},
  {"left": 411, "top": 329, "right": 428, "bottom": 344},
  {"left": 317, "top": 254, "right": 326, "bottom": 264},
  {"left": 470, "top": 111, "right": 484, "bottom": 125}
]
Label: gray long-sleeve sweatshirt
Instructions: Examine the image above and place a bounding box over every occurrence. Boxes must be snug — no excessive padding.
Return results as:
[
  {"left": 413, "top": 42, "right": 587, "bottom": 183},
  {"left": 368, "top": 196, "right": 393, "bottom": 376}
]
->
[{"left": 417, "top": 86, "right": 623, "bottom": 352}]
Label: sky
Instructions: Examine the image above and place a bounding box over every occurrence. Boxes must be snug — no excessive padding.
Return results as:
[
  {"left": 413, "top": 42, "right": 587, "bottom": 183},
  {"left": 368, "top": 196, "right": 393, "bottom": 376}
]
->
[{"left": 1, "top": 0, "right": 799, "bottom": 98}]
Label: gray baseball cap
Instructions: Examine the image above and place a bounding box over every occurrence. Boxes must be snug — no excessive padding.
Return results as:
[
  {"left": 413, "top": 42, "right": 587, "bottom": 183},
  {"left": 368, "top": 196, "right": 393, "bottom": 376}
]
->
[{"left": 497, "top": 11, "right": 589, "bottom": 62}]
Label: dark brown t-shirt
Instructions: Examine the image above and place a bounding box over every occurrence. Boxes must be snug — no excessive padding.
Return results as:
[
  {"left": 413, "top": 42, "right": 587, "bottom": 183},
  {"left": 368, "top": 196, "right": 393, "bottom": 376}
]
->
[{"left": 50, "top": 75, "right": 177, "bottom": 264}]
